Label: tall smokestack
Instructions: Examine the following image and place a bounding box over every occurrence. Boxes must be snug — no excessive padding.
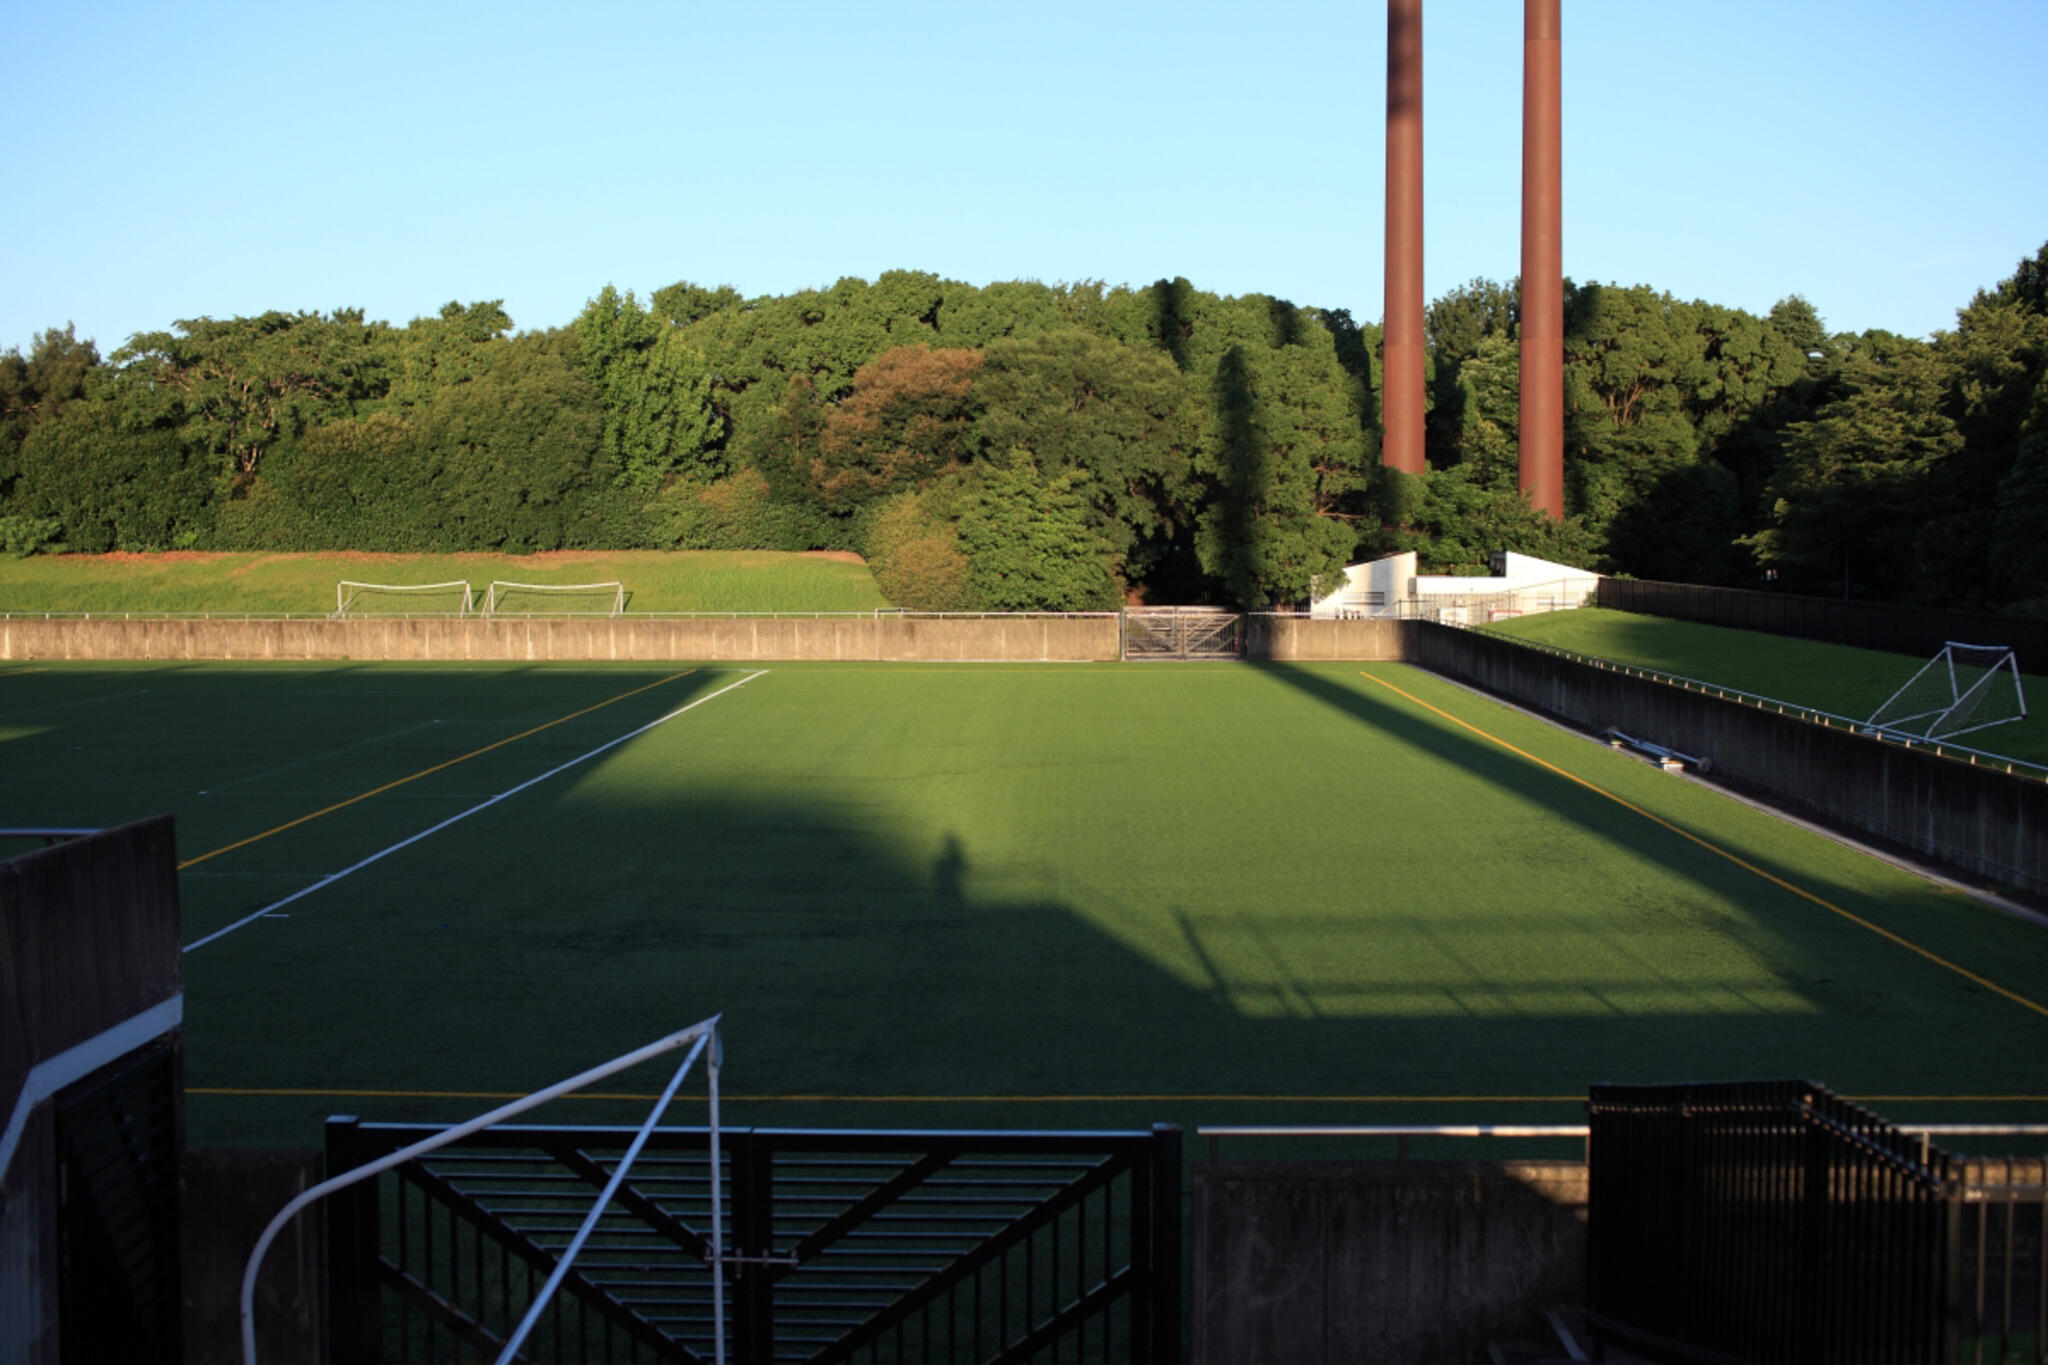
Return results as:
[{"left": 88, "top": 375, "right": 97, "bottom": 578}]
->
[
  {"left": 1383, "top": 0, "right": 1425, "bottom": 477},
  {"left": 1519, "top": 0, "right": 1563, "bottom": 518}
]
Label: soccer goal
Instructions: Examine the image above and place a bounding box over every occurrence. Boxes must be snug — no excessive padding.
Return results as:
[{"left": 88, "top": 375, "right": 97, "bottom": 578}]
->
[
  {"left": 481, "top": 580, "right": 626, "bottom": 617},
  {"left": 332, "top": 580, "right": 476, "bottom": 618},
  {"left": 1865, "top": 641, "right": 2028, "bottom": 741}
]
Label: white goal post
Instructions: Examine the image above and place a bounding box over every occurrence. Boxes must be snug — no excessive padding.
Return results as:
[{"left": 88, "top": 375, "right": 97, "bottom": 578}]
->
[
  {"left": 481, "top": 580, "right": 627, "bottom": 617},
  {"left": 1865, "top": 641, "right": 2028, "bottom": 741},
  {"left": 332, "top": 580, "right": 476, "bottom": 618}
]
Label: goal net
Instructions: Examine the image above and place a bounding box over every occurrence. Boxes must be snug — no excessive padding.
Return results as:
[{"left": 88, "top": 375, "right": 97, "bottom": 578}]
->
[
  {"left": 1865, "top": 641, "right": 2028, "bottom": 741},
  {"left": 333, "top": 580, "right": 476, "bottom": 618},
  {"left": 482, "top": 580, "right": 627, "bottom": 617}
]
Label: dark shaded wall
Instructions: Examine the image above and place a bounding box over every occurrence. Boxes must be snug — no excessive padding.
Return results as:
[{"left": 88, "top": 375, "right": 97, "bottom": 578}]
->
[
  {"left": 1193, "top": 1160, "right": 1586, "bottom": 1364},
  {"left": 181, "top": 1149, "right": 324, "bottom": 1365},
  {"left": 0, "top": 817, "right": 184, "bottom": 1364}
]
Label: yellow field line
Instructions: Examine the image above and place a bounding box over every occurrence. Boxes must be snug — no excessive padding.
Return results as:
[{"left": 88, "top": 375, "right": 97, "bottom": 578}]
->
[
  {"left": 1357, "top": 669, "right": 2048, "bottom": 1021},
  {"left": 178, "top": 669, "right": 695, "bottom": 869},
  {"left": 185, "top": 1087, "right": 2048, "bottom": 1104}
]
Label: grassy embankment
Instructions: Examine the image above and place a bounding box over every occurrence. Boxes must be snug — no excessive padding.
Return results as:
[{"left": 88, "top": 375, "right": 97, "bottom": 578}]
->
[
  {"left": 1485, "top": 607, "right": 2048, "bottom": 766},
  {"left": 0, "top": 550, "right": 889, "bottom": 614}
]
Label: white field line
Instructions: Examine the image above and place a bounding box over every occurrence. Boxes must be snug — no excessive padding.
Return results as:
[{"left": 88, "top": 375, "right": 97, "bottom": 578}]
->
[
  {"left": 0, "top": 686, "right": 151, "bottom": 720},
  {"left": 199, "top": 719, "right": 445, "bottom": 795},
  {"left": 181, "top": 670, "right": 767, "bottom": 954}
]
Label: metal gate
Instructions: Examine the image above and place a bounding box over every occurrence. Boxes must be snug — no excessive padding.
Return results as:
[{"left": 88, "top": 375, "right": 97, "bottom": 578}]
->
[
  {"left": 327, "top": 1120, "right": 1182, "bottom": 1364},
  {"left": 1120, "top": 607, "right": 1243, "bottom": 660}
]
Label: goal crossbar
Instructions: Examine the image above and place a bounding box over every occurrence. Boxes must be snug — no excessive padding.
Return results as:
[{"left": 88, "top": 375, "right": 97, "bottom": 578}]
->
[
  {"left": 482, "top": 580, "right": 626, "bottom": 617},
  {"left": 333, "top": 580, "right": 476, "bottom": 618}
]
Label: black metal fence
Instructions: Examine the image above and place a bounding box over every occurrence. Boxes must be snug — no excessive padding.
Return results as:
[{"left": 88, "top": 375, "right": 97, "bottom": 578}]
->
[
  {"left": 1587, "top": 1080, "right": 2046, "bottom": 1365},
  {"left": 1597, "top": 579, "right": 2048, "bottom": 675},
  {"left": 326, "top": 1119, "right": 1182, "bottom": 1365}
]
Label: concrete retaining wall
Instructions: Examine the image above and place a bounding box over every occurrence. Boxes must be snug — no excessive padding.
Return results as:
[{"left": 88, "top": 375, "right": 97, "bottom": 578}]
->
[
  {"left": 1247, "top": 614, "right": 1407, "bottom": 661},
  {"left": 0, "top": 614, "right": 1122, "bottom": 663},
  {"left": 1193, "top": 1160, "right": 1587, "bottom": 1364},
  {"left": 1412, "top": 623, "right": 2048, "bottom": 895}
]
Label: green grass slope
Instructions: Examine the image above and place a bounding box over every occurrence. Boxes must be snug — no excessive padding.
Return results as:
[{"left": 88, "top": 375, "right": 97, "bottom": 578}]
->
[
  {"left": 0, "top": 549, "right": 890, "bottom": 614},
  {"left": 1483, "top": 608, "right": 2048, "bottom": 766}
]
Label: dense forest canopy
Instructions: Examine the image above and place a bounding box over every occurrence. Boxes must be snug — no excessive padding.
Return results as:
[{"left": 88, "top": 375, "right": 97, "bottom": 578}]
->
[{"left": 2, "top": 244, "right": 2044, "bottom": 615}]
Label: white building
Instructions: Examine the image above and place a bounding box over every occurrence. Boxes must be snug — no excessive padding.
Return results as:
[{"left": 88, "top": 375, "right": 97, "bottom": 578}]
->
[{"left": 1308, "top": 551, "right": 1599, "bottom": 624}]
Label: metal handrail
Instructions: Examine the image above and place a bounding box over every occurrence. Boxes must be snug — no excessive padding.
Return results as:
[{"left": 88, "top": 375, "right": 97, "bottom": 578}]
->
[{"left": 240, "top": 1016, "right": 724, "bottom": 1365}]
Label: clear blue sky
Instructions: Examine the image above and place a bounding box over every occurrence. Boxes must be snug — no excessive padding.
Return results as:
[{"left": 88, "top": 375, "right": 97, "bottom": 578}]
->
[{"left": 5, "top": 0, "right": 2043, "bottom": 356}]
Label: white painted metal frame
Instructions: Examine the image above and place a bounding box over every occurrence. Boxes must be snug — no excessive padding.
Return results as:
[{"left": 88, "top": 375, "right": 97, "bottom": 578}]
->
[
  {"left": 1867, "top": 641, "right": 2026, "bottom": 739},
  {"left": 332, "top": 580, "right": 476, "bottom": 618},
  {"left": 482, "top": 580, "right": 626, "bottom": 618},
  {"left": 239, "top": 1015, "right": 725, "bottom": 1365}
]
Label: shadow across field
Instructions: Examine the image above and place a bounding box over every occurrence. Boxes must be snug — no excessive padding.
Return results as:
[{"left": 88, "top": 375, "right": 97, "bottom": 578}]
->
[
  {"left": 15, "top": 657, "right": 2048, "bottom": 1155},
  {"left": 176, "top": 744, "right": 2048, "bottom": 1151}
]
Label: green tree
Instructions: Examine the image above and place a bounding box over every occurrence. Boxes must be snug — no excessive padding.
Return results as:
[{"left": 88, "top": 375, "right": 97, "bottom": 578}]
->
[
  {"left": 956, "top": 451, "right": 1121, "bottom": 611},
  {"left": 111, "top": 310, "right": 388, "bottom": 486},
  {"left": 13, "top": 399, "right": 214, "bottom": 552},
  {"left": 1195, "top": 346, "right": 1356, "bottom": 607},
  {"left": 0, "top": 324, "right": 100, "bottom": 504},
  {"left": 863, "top": 488, "right": 971, "bottom": 610},
  {"left": 973, "top": 328, "right": 1197, "bottom": 589},
  {"left": 1747, "top": 337, "right": 1961, "bottom": 600},
  {"left": 386, "top": 300, "right": 512, "bottom": 408},
  {"left": 575, "top": 286, "right": 720, "bottom": 491},
  {"left": 228, "top": 331, "right": 604, "bottom": 552},
  {"left": 813, "top": 346, "right": 985, "bottom": 514}
]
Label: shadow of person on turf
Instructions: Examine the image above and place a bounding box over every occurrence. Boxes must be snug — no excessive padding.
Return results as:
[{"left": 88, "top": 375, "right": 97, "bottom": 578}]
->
[{"left": 931, "top": 833, "right": 966, "bottom": 908}]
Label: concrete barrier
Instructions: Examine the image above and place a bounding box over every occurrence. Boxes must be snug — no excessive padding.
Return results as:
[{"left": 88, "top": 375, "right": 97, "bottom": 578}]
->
[
  {"left": 1246, "top": 614, "right": 1407, "bottom": 661},
  {"left": 1192, "top": 1160, "right": 1586, "bottom": 1364},
  {"left": 0, "top": 614, "right": 1124, "bottom": 663}
]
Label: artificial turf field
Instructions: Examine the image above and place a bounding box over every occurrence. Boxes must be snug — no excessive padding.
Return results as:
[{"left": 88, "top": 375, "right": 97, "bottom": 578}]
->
[{"left": 5, "top": 658, "right": 2047, "bottom": 1153}]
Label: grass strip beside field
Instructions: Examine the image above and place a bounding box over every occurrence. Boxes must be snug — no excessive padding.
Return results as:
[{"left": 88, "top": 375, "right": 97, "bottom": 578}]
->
[
  {"left": 0, "top": 549, "right": 889, "bottom": 615},
  {"left": 1483, "top": 608, "right": 2048, "bottom": 765}
]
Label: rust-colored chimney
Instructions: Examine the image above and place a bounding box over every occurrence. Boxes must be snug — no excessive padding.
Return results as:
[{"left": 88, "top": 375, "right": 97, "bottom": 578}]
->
[
  {"left": 1519, "top": 0, "right": 1563, "bottom": 518},
  {"left": 1383, "top": 0, "right": 1426, "bottom": 477}
]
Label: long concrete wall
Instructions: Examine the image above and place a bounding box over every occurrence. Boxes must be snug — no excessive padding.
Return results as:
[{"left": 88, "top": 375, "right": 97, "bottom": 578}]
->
[
  {"left": 1246, "top": 614, "right": 1407, "bottom": 661},
  {"left": 0, "top": 613, "right": 1122, "bottom": 663},
  {"left": 1412, "top": 623, "right": 2048, "bottom": 895},
  {"left": 1193, "top": 1160, "right": 1586, "bottom": 1363}
]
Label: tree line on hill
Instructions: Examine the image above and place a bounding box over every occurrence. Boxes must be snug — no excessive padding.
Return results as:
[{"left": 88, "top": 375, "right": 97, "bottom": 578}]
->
[{"left": 1, "top": 243, "right": 2043, "bottom": 614}]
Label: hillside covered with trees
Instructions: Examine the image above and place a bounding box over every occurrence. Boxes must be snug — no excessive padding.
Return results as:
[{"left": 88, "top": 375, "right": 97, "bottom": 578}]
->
[{"left": 2, "top": 244, "right": 2043, "bottom": 614}]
